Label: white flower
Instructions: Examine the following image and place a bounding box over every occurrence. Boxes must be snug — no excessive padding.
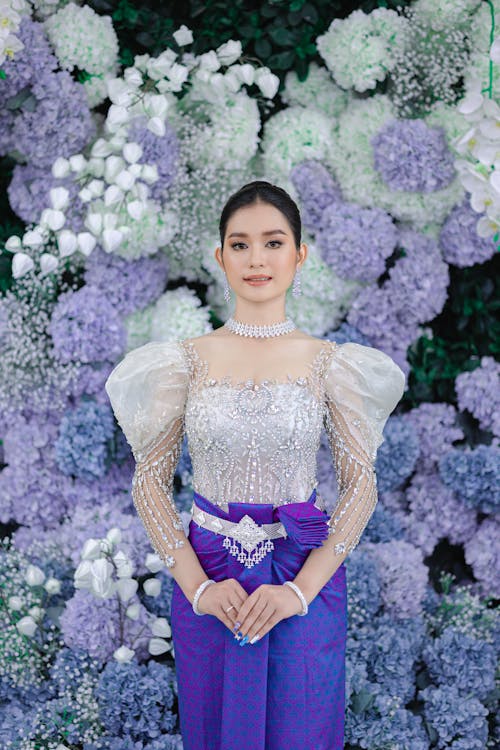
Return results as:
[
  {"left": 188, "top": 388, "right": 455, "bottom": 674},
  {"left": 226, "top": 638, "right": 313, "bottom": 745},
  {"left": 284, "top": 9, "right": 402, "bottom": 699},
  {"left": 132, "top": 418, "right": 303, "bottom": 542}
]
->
[
  {"left": 5, "top": 235, "right": 21, "bottom": 251},
  {"left": 49, "top": 186, "right": 70, "bottom": 210},
  {"left": 102, "top": 228, "right": 124, "bottom": 253},
  {"left": 28, "top": 605, "right": 44, "bottom": 621},
  {"left": 25, "top": 564, "right": 45, "bottom": 586},
  {"left": 113, "top": 645, "right": 135, "bottom": 663},
  {"left": 81, "top": 538, "right": 103, "bottom": 560},
  {"left": 198, "top": 50, "right": 220, "bottom": 72},
  {"left": 143, "top": 577, "right": 162, "bottom": 597},
  {"left": 123, "top": 142, "right": 143, "bottom": 164},
  {"left": 216, "top": 39, "right": 242, "bottom": 66},
  {"left": 116, "top": 577, "right": 138, "bottom": 602},
  {"left": 151, "top": 617, "right": 172, "bottom": 638},
  {"left": 40, "top": 208, "right": 66, "bottom": 232},
  {"left": 145, "top": 553, "right": 164, "bottom": 573},
  {"left": 254, "top": 67, "right": 280, "bottom": 98},
  {"left": 126, "top": 602, "right": 140, "bottom": 619},
  {"left": 113, "top": 550, "right": 134, "bottom": 578},
  {"left": 44, "top": 577, "right": 61, "bottom": 595},
  {"left": 8, "top": 595, "right": 23, "bottom": 611},
  {"left": 16, "top": 615, "right": 37, "bottom": 637},
  {"left": 89, "top": 558, "right": 115, "bottom": 598},
  {"left": 148, "top": 637, "right": 171, "bottom": 655},
  {"left": 57, "top": 230, "right": 78, "bottom": 257},
  {"left": 147, "top": 116, "right": 166, "bottom": 137},
  {"left": 12, "top": 253, "right": 34, "bottom": 278},
  {"left": 52, "top": 157, "right": 70, "bottom": 178},
  {"left": 22, "top": 229, "right": 44, "bottom": 247},
  {"left": 40, "top": 253, "right": 59, "bottom": 276},
  {"left": 173, "top": 24, "right": 193, "bottom": 46}
]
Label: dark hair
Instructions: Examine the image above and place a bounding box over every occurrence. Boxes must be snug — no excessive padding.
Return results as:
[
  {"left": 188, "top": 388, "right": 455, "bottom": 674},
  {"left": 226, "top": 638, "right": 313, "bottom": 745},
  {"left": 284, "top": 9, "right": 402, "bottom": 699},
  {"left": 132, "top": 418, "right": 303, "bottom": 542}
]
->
[{"left": 219, "top": 180, "right": 301, "bottom": 251}]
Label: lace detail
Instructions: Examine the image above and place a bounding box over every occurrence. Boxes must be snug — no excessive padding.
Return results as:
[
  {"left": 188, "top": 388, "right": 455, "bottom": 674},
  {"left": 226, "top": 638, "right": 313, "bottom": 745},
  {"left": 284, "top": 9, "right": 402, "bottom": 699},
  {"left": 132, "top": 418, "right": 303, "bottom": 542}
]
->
[{"left": 179, "top": 339, "right": 337, "bottom": 404}]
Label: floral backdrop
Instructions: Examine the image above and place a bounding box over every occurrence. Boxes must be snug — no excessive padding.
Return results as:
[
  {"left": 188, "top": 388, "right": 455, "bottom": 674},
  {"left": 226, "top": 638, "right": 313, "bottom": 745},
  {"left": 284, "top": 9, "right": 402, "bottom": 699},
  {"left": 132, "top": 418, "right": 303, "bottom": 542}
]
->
[{"left": 0, "top": 0, "right": 499, "bottom": 748}]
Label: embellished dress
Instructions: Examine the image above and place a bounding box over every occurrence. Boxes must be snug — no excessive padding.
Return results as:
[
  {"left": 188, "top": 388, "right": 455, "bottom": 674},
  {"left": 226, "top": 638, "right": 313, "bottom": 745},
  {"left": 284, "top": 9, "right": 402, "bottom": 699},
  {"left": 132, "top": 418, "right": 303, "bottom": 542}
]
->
[{"left": 105, "top": 338, "right": 406, "bottom": 750}]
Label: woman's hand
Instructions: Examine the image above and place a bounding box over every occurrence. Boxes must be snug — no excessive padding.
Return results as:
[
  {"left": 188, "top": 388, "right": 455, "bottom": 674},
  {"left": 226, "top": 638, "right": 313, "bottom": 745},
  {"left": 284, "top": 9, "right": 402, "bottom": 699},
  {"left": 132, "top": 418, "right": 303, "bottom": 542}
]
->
[
  {"left": 195, "top": 578, "right": 249, "bottom": 632},
  {"left": 233, "top": 583, "right": 304, "bottom": 644}
]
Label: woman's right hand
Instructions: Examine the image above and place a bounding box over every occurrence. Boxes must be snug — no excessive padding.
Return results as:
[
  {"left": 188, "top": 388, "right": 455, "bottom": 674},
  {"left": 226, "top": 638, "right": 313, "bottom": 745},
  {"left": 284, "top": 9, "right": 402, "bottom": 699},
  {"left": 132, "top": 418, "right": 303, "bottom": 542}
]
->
[{"left": 196, "top": 578, "right": 249, "bottom": 632}]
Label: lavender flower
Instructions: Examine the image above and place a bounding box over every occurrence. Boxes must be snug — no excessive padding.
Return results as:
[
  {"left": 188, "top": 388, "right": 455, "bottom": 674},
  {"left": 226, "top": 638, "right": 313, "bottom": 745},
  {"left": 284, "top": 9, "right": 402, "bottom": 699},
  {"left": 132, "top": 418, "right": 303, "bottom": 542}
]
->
[
  {"left": 465, "top": 518, "right": 500, "bottom": 599},
  {"left": 345, "top": 550, "right": 382, "bottom": 630},
  {"left": 420, "top": 684, "right": 488, "bottom": 749},
  {"left": 438, "top": 444, "right": 500, "bottom": 514},
  {"left": 128, "top": 116, "right": 180, "bottom": 201},
  {"left": 55, "top": 400, "right": 115, "bottom": 481},
  {"left": 290, "top": 159, "right": 342, "bottom": 231},
  {"left": 374, "top": 416, "right": 419, "bottom": 492},
  {"left": 405, "top": 402, "right": 464, "bottom": 472},
  {"left": 49, "top": 286, "right": 126, "bottom": 365},
  {"left": 96, "top": 659, "right": 177, "bottom": 740},
  {"left": 318, "top": 200, "right": 397, "bottom": 283},
  {"left": 440, "top": 198, "right": 497, "bottom": 267},
  {"left": 60, "top": 589, "right": 151, "bottom": 663},
  {"left": 363, "top": 540, "right": 428, "bottom": 619},
  {"left": 423, "top": 626, "right": 496, "bottom": 701},
  {"left": 0, "top": 17, "right": 57, "bottom": 101},
  {"left": 455, "top": 356, "right": 500, "bottom": 436},
  {"left": 84, "top": 247, "right": 169, "bottom": 317},
  {"left": 372, "top": 119, "right": 455, "bottom": 193}
]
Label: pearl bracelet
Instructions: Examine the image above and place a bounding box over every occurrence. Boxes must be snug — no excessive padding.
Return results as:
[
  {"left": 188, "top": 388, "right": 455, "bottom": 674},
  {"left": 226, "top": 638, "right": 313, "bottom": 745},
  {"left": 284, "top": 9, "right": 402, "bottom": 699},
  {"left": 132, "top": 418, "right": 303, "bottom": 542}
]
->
[
  {"left": 192, "top": 579, "right": 216, "bottom": 615},
  {"left": 283, "top": 580, "right": 308, "bottom": 616}
]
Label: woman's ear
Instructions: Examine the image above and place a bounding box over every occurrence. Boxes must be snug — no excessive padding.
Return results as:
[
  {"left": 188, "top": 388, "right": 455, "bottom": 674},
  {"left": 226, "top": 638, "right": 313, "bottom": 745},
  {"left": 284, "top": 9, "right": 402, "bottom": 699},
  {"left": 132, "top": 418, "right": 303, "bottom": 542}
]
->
[{"left": 214, "top": 246, "right": 224, "bottom": 271}]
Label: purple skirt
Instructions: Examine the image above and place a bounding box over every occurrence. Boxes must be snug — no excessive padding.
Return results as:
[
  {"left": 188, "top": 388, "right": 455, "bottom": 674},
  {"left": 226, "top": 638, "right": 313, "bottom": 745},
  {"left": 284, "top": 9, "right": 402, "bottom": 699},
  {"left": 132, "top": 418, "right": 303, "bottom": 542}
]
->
[{"left": 170, "top": 488, "right": 348, "bottom": 750}]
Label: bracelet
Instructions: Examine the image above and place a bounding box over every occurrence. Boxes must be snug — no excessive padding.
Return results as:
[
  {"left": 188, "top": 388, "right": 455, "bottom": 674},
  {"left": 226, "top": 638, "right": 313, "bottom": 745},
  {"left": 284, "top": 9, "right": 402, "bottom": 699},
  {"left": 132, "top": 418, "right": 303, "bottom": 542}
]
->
[
  {"left": 283, "top": 580, "right": 308, "bottom": 616},
  {"left": 192, "top": 579, "right": 216, "bottom": 615}
]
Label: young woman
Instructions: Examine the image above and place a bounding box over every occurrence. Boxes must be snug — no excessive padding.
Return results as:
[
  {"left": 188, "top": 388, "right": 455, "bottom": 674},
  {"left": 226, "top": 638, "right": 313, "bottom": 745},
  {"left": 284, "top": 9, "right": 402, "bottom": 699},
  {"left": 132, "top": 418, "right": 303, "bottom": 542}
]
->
[{"left": 105, "top": 181, "right": 406, "bottom": 750}]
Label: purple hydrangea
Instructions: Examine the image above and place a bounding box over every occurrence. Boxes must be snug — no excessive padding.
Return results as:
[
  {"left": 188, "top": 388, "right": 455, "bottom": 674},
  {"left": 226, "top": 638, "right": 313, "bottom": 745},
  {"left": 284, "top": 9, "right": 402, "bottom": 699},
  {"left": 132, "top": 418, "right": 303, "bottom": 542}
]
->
[
  {"left": 290, "top": 159, "right": 342, "bottom": 231},
  {"left": 420, "top": 685, "right": 489, "bottom": 748},
  {"left": 423, "top": 626, "right": 496, "bottom": 701},
  {"left": 403, "top": 471, "right": 478, "bottom": 556},
  {"left": 344, "top": 551, "right": 382, "bottom": 628},
  {"left": 68, "top": 360, "right": 116, "bottom": 402},
  {"left": 318, "top": 200, "right": 397, "bottom": 283},
  {"left": 96, "top": 659, "right": 177, "bottom": 740},
  {"left": 440, "top": 198, "right": 496, "bottom": 267},
  {"left": 48, "top": 647, "right": 101, "bottom": 699},
  {"left": 464, "top": 518, "right": 500, "bottom": 599},
  {"left": 438, "top": 444, "right": 500, "bottom": 514},
  {"left": 11, "top": 70, "right": 96, "bottom": 169},
  {"left": 359, "top": 503, "right": 406, "bottom": 545},
  {"left": 128, "top": 116, "right": 180, "bottom": 201},
  {"left": 60, "top": 589, "right": 151, "bottom": 663},
  {"left": 374, "top": 416, "right": 419, "bottom": 492},
  {"left": 49, "top": 286, "right": 126, "bottom": 365},
  {"left": 362, "top": 540, "right": 428, "bottom": 619},
  {"left": 0, "top": 18, "right": 58, "bottom": 101},
  {"left": 455, "top": 356, "right": 500, "bottom": 436},
  {"left": 323, "top": 322, "right": 372, "bottom": 347},
  {"left": 8, "top": 163, "right": 87, "bottom": 231},
  {"left": 55, "top": 400, "right": 115, "bottom": 481},
  {"left": 404, "top": 402, "right": 464, "bottom": 472},
  {"left": 372, "top": 119, "right": 456, "bottom": 193},
  {"left": 84, "top": 247, "right": 169, "bottom": 316}
]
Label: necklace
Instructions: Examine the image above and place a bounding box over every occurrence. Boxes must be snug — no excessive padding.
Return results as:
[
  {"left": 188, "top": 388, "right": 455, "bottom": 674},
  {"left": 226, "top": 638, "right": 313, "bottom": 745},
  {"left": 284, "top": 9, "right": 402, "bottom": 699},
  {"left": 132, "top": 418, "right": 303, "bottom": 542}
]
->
[{"left": 224, "top": 316, "right": 297, "bottom": 338}]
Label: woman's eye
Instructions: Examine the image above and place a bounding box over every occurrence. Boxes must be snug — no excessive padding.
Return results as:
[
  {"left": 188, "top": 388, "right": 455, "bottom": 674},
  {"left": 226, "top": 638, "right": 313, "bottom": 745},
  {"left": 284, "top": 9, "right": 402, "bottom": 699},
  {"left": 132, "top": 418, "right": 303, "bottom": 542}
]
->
[{"left": 230, "top": 241, "right": 282, "bottom": 250}]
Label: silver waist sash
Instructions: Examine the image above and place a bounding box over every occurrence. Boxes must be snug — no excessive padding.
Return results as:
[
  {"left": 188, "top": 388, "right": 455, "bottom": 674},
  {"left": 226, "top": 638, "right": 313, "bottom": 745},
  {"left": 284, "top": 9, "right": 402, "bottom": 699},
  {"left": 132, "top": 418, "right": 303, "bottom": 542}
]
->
[{"left": 190, "top": 495, "right": 324, "bottom": 569}]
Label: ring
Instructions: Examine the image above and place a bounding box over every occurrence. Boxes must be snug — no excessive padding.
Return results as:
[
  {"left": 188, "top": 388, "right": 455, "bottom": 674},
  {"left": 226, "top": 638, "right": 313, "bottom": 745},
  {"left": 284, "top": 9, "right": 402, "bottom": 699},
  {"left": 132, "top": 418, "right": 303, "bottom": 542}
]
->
[{"left": 225, "top": 605, "right": 235, "bottom": 613}]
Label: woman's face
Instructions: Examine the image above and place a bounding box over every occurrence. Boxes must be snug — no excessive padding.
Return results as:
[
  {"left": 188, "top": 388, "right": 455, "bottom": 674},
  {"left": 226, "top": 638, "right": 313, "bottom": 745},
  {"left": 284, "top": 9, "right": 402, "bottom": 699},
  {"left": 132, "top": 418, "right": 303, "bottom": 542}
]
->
[{"left": 215, "top": 200, "right": 307, "bottom": 303}]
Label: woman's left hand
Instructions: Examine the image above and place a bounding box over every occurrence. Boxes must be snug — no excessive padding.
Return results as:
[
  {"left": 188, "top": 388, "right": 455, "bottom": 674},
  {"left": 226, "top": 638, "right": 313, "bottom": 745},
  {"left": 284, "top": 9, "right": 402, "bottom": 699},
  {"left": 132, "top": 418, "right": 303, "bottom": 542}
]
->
[{"left": 232, "top": 583, "right": 304, "bottom": 644}]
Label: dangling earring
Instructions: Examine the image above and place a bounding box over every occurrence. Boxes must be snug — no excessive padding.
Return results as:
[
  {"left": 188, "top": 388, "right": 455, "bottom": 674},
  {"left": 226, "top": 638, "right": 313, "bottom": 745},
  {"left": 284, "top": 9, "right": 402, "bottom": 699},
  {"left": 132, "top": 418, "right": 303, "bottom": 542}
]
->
[
  {"left": 292, "top": 266, "right": 302, "bottom": 298},
  {"left": 223, "top": 274, "right": 231, "bottom": 303}
]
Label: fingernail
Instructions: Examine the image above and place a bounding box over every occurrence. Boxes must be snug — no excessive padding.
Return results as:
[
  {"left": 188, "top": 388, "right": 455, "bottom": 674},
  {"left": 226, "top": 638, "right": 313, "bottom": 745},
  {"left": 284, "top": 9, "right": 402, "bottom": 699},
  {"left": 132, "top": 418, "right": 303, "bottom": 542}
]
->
[
  {"left": 250, "top": 635, "right": 260, "bottom": 644},
  {"left": 239, "top": 635, "right": 249, "bottom": 646},
  {"left": 233, "top": 621, "right": 241, "bottom": 631}
]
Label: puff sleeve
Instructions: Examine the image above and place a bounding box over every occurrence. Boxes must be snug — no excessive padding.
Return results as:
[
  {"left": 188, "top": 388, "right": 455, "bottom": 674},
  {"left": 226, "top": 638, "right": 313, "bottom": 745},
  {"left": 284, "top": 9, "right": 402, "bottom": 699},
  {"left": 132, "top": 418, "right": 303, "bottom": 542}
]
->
[
  {"left": 104, "top": 340, "right": 189, "bottom": 568},
  {"left": 323, "top": 342, "right": 406, "bottom": 556}
]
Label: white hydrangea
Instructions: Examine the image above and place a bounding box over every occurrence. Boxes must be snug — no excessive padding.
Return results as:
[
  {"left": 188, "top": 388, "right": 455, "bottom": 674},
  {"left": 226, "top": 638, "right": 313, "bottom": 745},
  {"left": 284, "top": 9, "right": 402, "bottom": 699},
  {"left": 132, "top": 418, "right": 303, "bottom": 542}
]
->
[
  {"left": 260, "top": 105, "right": 336, "bottom": 178},
  {"left": 464, "top": 50, "right": 500, "bottom": 100},
  {"left": 27, "top": 0, "right": 78, "bottom": 20},
  {"left": 330, "top": 95, "right": 463, "bottom": 226},
  {"left": 150, "top": 287, "right": 213, "bottom": 342},
  {"left": 316, "top": 8, "right": 407, "bottom": 92},
  {"left": 44, "top": 2, "right": 119, "bottom": 105},
  {"left": 426, "top": 101, "right": 472, "bottom": 151},
  {"left": 282, "top": 62, "right": 349, "bottom": 120},
  {"left": 413, "top": 0, "right": 482, "bottom": 30},
  {"left": 469, "top": 0, "right": 500, "bottom": 54}
]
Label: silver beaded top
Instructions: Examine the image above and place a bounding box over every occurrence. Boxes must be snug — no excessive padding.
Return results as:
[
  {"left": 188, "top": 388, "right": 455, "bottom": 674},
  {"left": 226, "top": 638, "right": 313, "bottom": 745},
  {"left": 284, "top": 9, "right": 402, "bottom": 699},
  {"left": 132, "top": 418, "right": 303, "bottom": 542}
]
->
[{"left": 224, "top": 316, "right": 297, "bottom": 338}]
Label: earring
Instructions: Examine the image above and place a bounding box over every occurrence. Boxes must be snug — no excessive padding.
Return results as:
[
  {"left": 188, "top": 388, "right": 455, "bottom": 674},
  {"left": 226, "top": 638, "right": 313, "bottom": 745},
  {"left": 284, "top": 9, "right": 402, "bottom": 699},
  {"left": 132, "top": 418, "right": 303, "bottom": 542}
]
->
[
  {"left": 223, "top": 275, "right": 231, "bottom": 303},
  {"left": 292, "top": 266, "right": 302, "bottom": 298}
]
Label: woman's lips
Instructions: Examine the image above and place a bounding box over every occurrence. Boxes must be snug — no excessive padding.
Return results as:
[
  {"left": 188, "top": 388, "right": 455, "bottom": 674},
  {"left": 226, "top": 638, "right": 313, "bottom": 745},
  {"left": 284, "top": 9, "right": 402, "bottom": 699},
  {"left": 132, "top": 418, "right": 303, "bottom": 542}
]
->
[{"left": 244, "top": 276, "right": 272, "bottom": 286}]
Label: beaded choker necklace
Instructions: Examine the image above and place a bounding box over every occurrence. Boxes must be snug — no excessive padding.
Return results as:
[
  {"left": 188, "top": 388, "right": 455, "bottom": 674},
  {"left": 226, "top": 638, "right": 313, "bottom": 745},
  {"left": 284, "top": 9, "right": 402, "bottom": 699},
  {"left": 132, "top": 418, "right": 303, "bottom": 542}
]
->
[{"left": 224, "top": 316, "right": 297, "bottom": 338}]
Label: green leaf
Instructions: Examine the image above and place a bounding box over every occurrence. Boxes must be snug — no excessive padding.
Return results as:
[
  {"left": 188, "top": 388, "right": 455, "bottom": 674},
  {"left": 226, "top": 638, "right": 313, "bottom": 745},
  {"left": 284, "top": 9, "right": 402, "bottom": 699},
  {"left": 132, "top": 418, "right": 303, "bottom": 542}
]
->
[
  {"left": 255, "top": 38, "right": 272, "bottom": 57},
  {"left": 269, "top": 27, "right": 294, "bottom": 46},
  {"left": 268, "top": 50, "right": 296, "bottom": 69}
]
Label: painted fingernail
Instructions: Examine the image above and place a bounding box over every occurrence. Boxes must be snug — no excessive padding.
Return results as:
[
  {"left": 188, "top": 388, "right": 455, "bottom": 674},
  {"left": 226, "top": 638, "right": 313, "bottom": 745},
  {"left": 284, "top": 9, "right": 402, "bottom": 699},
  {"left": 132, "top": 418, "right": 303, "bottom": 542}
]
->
[
  {"left": 233, "top": 621, "right": 241, "bottom": 631},
  {"left": 250, "top": 634, "right": 260, "bottom": 644},
  {"left": 239, "top": 635, "right": 249, "bottom": 646}
]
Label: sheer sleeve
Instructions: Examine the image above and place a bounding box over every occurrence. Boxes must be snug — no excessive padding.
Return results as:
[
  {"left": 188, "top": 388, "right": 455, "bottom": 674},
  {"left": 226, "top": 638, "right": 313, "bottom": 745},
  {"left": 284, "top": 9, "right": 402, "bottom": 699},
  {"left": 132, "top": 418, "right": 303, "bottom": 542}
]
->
[
  {"left": 104, "top": 340, "right": 189, "bottom": 568},
  {"left": 323, "top": 342, "right": 406, "bottom": 556}
]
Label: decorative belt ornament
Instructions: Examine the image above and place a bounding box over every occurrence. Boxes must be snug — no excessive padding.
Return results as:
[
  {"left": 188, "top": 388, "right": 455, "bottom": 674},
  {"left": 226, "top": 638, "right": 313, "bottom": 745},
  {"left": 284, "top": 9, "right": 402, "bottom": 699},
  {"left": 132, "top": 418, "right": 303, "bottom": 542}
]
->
[{"left": 192, "top": 496, "right": 330, "bottom": 569}]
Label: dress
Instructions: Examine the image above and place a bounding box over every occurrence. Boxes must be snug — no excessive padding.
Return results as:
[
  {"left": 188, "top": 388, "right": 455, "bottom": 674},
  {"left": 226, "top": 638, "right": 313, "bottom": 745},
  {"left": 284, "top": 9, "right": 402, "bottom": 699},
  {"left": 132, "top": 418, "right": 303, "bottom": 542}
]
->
[{"left": 104, "top": 337, "right": 406, "bottom": 750}]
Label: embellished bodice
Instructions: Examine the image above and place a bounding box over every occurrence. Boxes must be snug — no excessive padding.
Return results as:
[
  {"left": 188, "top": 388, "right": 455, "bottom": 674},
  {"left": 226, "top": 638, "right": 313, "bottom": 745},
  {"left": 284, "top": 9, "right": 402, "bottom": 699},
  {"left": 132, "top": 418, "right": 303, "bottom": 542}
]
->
[{"left": 180, "top": 341, "right": 336, "bottom": 511}]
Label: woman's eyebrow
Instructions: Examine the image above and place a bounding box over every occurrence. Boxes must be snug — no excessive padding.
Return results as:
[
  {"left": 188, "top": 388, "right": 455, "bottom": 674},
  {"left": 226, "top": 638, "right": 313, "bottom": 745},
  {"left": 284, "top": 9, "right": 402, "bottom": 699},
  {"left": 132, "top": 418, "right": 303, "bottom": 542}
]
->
[{"left": 227, "top": 229, "right": 288, "bottom": 238}]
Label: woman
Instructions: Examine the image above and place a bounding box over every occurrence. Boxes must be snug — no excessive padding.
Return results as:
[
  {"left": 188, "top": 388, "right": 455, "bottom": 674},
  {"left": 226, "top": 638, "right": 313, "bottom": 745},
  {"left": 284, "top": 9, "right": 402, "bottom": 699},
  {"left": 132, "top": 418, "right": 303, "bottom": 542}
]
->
[{"left": 105, "top": 181, "right": 406, "bottom": 750}]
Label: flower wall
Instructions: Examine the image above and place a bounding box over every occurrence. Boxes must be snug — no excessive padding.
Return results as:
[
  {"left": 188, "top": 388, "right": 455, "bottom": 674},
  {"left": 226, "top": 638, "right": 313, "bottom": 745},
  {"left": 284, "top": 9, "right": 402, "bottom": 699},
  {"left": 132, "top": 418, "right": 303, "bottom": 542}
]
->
[{"left": 0, "top": 1, "right": 498, "bottom": 748}]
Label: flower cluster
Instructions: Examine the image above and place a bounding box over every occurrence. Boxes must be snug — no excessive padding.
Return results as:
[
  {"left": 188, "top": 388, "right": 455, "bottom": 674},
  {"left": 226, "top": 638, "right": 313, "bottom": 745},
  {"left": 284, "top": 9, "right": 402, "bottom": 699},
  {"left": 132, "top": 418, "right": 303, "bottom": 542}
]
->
[
  {"left": 0, "top": 0, "right": 24, "bottom": 68},
  {"left": 455, "top": 355, "right": 500, "bottom": 435}
]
